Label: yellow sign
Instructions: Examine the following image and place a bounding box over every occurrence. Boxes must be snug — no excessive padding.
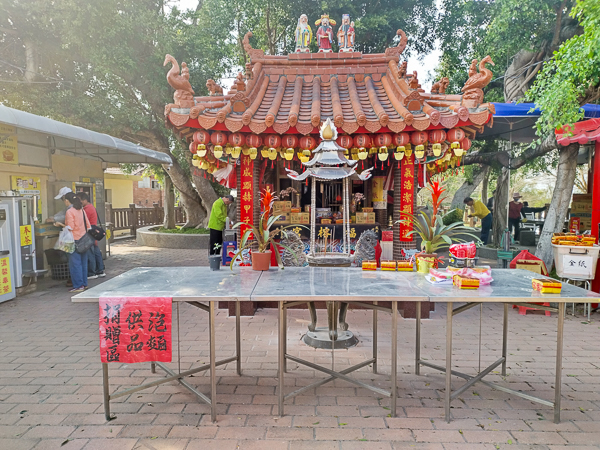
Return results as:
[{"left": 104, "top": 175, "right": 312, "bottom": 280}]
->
[
  {"left": 11, "top": 176, "right": 42, "bottom": 221},
  {"left": 0, "top": 124, "right": 18, "bottom": 165},
  {"left": 106, "top": 228, "right": 111, "bottom": 240},
  {"left": 0, "top": 257, "right": 12, "bottom": 295},
  {"left": 82, "top": 178, "right": 91, "bottom": 183},
  {"left": 20, "top": 225, "right": 33, "bottom": 247}
]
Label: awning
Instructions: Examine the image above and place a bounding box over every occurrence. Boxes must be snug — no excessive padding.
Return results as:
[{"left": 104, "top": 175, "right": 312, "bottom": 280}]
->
[
  {"left": 0, "top": 105, "right": 172, "bottom": 164},
  {"left": 478, "top": 102, "right": 600, "bottom": 143}
]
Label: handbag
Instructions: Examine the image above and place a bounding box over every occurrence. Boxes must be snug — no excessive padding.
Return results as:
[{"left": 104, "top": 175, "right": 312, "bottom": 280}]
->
[
  {"left": 88, "top": 208, "right": 106, "bottom": 241},
  {"left": 75, "top": 211, "right": 95, "bottom": 254}
]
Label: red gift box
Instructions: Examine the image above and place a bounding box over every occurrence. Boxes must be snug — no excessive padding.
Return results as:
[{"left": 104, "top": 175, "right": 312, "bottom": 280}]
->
[{"left": 382, "top": 230, "right": 393, "bottom": 242}]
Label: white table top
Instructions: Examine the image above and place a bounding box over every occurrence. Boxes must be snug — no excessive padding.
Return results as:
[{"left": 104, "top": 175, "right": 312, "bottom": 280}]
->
[{"left": 73, "top": 267, "right": 600, "bottom": 304}]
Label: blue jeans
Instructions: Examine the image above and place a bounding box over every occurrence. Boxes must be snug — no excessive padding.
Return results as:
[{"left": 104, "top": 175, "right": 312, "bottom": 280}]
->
[
  {"left": 481, "top": 213, "right": 493, "bottom": 245},
  {"left": 69, "top": 249, "right": 88, "bottom": 289},
  {"left": 87, "top": 244, "right": 104, "bottom": 275}
]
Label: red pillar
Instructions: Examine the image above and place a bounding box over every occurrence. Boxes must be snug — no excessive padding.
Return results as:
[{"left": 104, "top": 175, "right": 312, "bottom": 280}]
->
[{"left": 591, "top": 141, "right": 600, "bottom": 293}]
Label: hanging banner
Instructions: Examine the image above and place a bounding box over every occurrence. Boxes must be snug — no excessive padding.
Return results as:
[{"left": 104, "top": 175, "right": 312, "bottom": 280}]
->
[
  {"left": 99, "top": 297, "right": 173, "bottom": 364},
  {"left": 11, "top": 176, "right": 42, "bottom": 222},
  {"left": 372, "top": 176, "right": 386, "bottom": 210},
  {"left": 0, "top": 257, "right": 12, "bottom": 295},
  {"left": 20, "top": 225, "right": 32, "bottom": 247},
  {"left": 0, "top": 124, "right": 18, "bottom": 165},
  {"left": 399, "top": 154, "right": 415, "bottom": 241},
  {"left": 240, "top": 154, "right": 254, "bottom": 239}
]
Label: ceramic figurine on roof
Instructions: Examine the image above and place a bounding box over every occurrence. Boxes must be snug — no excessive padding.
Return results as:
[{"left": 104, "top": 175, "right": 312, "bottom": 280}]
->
[
  {"left": 295, "top": 14, "right": 312, "bottom": 53},
  {"left": 315, "top": 14, "right": 336, "bottom": 52},
  {"left": 337, "top": 14, "right": 355, "bottom": 52},
  {"left": 462, "top": 55, "right": 495, "bottom": 107}
]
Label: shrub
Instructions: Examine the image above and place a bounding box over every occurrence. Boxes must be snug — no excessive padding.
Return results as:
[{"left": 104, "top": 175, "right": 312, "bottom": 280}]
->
[{"left": 442, "top": 208, "right": 464, "bottom": 226}]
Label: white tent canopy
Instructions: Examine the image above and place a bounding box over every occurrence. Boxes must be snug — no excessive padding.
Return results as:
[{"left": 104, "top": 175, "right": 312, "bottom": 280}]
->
[{"left": 0, "top": 105, "right": 172, "bottom": 165}]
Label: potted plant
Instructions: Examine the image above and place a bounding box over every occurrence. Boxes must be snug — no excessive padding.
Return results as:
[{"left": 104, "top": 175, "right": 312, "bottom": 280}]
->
[
  {"left": 209, "top": 244, "right": 222, "bottom": 271},
  {"left": 232, "top": 187, "right": 307, "bottom": 271},
  {"left": 399, "top": 181, "right": 480, "bottom": 274}
]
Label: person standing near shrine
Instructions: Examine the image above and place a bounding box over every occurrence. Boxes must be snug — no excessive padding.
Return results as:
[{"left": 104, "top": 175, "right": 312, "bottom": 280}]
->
[
  {"left": 464, "top": 197, "right": 492, "bottom": 245},
  {"left": 315, "top": 14, "right": 336, "bottom": 52},
  {"left": 208, "top": 195, "right": 234, "bottom": 257},
  {"left": 76, "top": 192, "right": 105, "bottom": 279},
  {"left": 508, "top": 193, "right": 524, "bottom": 241},
  {"left": 295, "top": 14, "right": 312, "bottom": 52}
]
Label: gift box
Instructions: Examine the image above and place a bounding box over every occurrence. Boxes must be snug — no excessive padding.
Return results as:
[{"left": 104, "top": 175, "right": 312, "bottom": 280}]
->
[
  {"left": 532, "top": 278, "right": 562, "bottom": 294},
  {"left": 381, "top": 260, "right": 397, "bottom": 271},
  {"left": 397, "top": 260, "right": 414, "bottom": 271},
  {"left": 362, "top": 207, "right": 374, "bottom": 212},
  {"left": 453, "top": 275, "right": 480, "bottom": 289},
  {"left": 382, "top": 230, "right": 393, "bottom": 241},
  {"left": 320, "top": 218, "right": 332, "bottom": 224},
  {"left": 362, "top": 260, "right": 377, "bottom": 270}
]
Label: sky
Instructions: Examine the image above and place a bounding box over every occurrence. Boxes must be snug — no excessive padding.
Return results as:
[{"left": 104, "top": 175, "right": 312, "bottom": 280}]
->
[{"left": 172, "top": 0, "right": 442, "bottom": 90}]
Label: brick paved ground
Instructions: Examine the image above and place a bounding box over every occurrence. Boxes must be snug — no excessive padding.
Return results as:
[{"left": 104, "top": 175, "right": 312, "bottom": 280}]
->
[{"left": 1, "top": 239, "right": 599, "bottom": 449}]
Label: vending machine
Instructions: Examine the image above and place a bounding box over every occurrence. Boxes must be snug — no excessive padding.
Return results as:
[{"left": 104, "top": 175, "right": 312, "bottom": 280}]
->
[
  {"left": 0, "top": 203, "right": 17, "bottom": 302},
  {"left": 0, "top": 195, "right": 37, "bottom": 290}
]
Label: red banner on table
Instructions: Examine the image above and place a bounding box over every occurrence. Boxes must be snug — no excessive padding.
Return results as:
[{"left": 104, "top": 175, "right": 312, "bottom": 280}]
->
[
  {"left": 399, "top": 154, "right": 415, "bottom": 241},
  {"left": 99, "top": 297, "right": 172, "bottom": 364},
  {"left": 240, "top": 154, "right": 254, "bottom": 239}
]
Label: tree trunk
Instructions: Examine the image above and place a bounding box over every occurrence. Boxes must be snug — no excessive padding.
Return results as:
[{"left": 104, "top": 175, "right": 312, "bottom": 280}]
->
[
  {"left": 162, "top": 160, "right": 206, "bottom": 228},
  {"left": 535, "top": 144, "right": 579, "bottom": 270},
  {"left": 492, "top": 167, "right": 510, "bottom": 248},
  {"left": 24, "top": 38, "right": 37, "bottom": 82},
  {"left": 481, "top": 169, "right": 490, "bottom": 206},
  {"left": 163, "top": 175, "right": 176, "bottom": 229},
  {"left": 450, "top": 165, "right": 488, "bottom": 209}
]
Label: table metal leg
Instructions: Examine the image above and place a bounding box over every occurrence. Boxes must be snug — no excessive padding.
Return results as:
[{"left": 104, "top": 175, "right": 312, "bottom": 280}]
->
[
  {"left": 554, "top": 302, "right": 565, "bottom": 424},
  {"left": 209, "top": 301, "right": 217, "bottom": 423},
  {"left": 391, "top": 301, "right": 398, "bottom": 417},
  {"left": 502, "top": 303, "right": 508, "bottom": 377},
  {"left": 373, "top": 301, "right": 378, "bottom": 374},
  {"left": 236, "top": 301, "right": 242, "bottom": 376},
  {"left": 445, "top": 301, "right": 453, "bottom": 423},
  {"left": 278, "top": 301, "right": 285, "bottom": 417},
  {"left": 415, "top": 301, "right": 421, "bottom": 376},
  {"left": 102, "top": 363, "right": 112, "bottom": 421},
  {"left": 150, "top": 362, "right": 156, "bottom": 374},
  {"left": 283, "top": 304, "right": 288, "bottom": 373}
]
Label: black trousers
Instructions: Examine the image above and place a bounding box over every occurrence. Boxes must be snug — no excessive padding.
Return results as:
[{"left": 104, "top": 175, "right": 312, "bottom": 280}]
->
[
  {"left": 509, "top": 218, "right": 521, "bottom": 241},
  {"left": 209, "top": 228, "right": 223, "bottom": 256}
]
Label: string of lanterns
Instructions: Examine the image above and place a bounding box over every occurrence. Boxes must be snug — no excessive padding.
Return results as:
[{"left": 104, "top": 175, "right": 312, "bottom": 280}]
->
[{"left": 189, "top": 129, "right": 472, "bottom": 174}]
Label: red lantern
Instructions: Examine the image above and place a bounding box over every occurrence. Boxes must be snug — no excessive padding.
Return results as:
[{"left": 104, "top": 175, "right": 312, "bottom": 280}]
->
[
  {"left": 410, "top": 131, "right": 428, "bottom": 146},
  {"left": 447, "top": 128, "right": 465, "bottom": 142},
  {"left": 228, "top": 132, "right": 246, "bottom": 147},
  {"left": 428, "top": 129, "right": 447, "bottom": 144},
  {"left": 193, "top": 130, "right": 210, "bottom": 144},
  {"left": 264, "top": 134, "right": 281, "bottom": 148},
  {"left": 392, "top": 132, "right": 410, "bottom": 147},
  {"left": 281, "top": 134, "right": 299, "bottom": 149},
  {"left": 189, "top": 141, "right": 196, "bottom": 154},
  {"left": 354, "top": 134, "right": 371, "bottom": 148},
  {"left": 210, "top": 131, "right": 228, "bottom": 146},
  {"left": 461, "top": 138, "right": 472, "bottom": 151},
  {"left": 299, "top": 135, "right": 317, "bottom": 150},
  {"left": 246, "top": 134, "right": 263, "bottom": 148},
  {"left": 373, "top": 133, "right": 392, "bottom": 148},
  {"left": 337, "top": 134, "right": 353, "bottom": 149}
]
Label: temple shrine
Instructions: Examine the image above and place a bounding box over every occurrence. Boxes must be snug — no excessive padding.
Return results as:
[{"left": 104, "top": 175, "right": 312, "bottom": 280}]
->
[{"left": 164, "top": 18, "right": 495, "bottom": 261}]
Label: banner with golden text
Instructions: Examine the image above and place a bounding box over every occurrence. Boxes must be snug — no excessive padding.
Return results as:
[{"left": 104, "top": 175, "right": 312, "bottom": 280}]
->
[
  {"left": 240, "top": 155, "right": 254, "bottom": 239},
  {"left": 399, "top": 154, "right": 415, "bottom": 241}
]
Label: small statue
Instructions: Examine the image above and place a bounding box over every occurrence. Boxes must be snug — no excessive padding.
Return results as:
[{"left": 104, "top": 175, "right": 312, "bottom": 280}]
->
[
  {"left": 431, "top": 77, "right": 449, "bottom": 94},
  {"left": 206, "top": 79, "right": 223, "bottom": 96},
  {"left": 244, "top": 62, "right": 253, "bottom": 80},
  {"left": 235, "top": 72, "right": 246, "bottom": 92},
  {"left": 337, "top": 14, "right": 355, "bottom": 52},
  {"left": 315, "top": 14, "right": 336, "bottom": 52},
  {"left": 295, "top": 14, "right": 312, "bottom": 53},
  {"left": 408, "top": 71, "right": 420, "bottom": 89},
  {"left": 398, "top": 61, "right": 408, "bottom": 78}
]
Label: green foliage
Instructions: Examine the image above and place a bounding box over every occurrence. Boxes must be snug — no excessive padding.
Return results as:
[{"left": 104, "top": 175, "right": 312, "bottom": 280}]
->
[
  {"left": 443, "top": 208, "right": 464, "bottom": 226},
  {"left": 528, "top": 0, "right": 600, "bottom": 138},
  {"left": 155, "top": 227, "right": 210, "bottom": 234}
]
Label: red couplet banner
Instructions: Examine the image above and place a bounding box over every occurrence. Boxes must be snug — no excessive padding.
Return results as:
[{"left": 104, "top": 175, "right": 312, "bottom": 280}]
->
[
  {"left": 99, "top": 297, "right": 172, "bottom": 364},
  {"left": 240, "top": 154, "right": 254, "bottom": 239},
  {"left": 399, "top": 154, "right": 415, "bottom": 242}
]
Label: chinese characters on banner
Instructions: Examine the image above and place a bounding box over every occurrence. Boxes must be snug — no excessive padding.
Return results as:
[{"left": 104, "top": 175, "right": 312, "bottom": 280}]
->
[
  {"left": 399, "top": 154, "right": 415, "bottom": 242},
  {"left": 11, "top": 176, "right": 42, "bottom": 222},
  {"left": 240, "top": 154, "right": 254, "bottom": 239},
  {"left": 99, "top": 297, "right": 172, "bottom": 364},
  {"left": 371, "top": 176, "right": 386, "bottom": 210},
  {"left": 0, "top": 257, "right": 12, "bottom": 295},
  {"left": 20, "top": 225, "right": 32, "bottom": 247}
]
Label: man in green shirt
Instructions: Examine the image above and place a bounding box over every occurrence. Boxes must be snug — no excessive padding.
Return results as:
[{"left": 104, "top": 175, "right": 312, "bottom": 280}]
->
[
  {"left": 464, "top": 197, "right": 492, "bottom": 245},
  {"left": 208, "top": 195, "right": 234, "bottom": 256}
]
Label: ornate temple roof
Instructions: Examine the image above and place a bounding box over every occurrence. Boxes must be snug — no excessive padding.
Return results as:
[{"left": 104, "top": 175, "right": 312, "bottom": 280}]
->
[{"left": 164, "top": 31, "right": 495, "bottom": 140}]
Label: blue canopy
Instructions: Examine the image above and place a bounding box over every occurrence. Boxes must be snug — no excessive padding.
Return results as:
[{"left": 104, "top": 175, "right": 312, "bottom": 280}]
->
[{"left": 492, "top": 102, "right": 600, "bottom": 118}]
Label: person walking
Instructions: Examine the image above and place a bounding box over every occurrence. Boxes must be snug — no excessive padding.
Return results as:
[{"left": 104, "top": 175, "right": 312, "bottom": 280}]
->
[
  {"left": 464, "top": 197, "right": 492, "bottom": 245},
  {"left": 76, "top": 192, "right": 105, "bottom": 279},
  {"left": 55, "top": 192, "right": 90, "bottom": 293},
  {"left": 508, "top": 193, "right": 524, "bottom": 242},
  {"left": 208, "top": 195, "right": 234, "bottom": 256}
]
